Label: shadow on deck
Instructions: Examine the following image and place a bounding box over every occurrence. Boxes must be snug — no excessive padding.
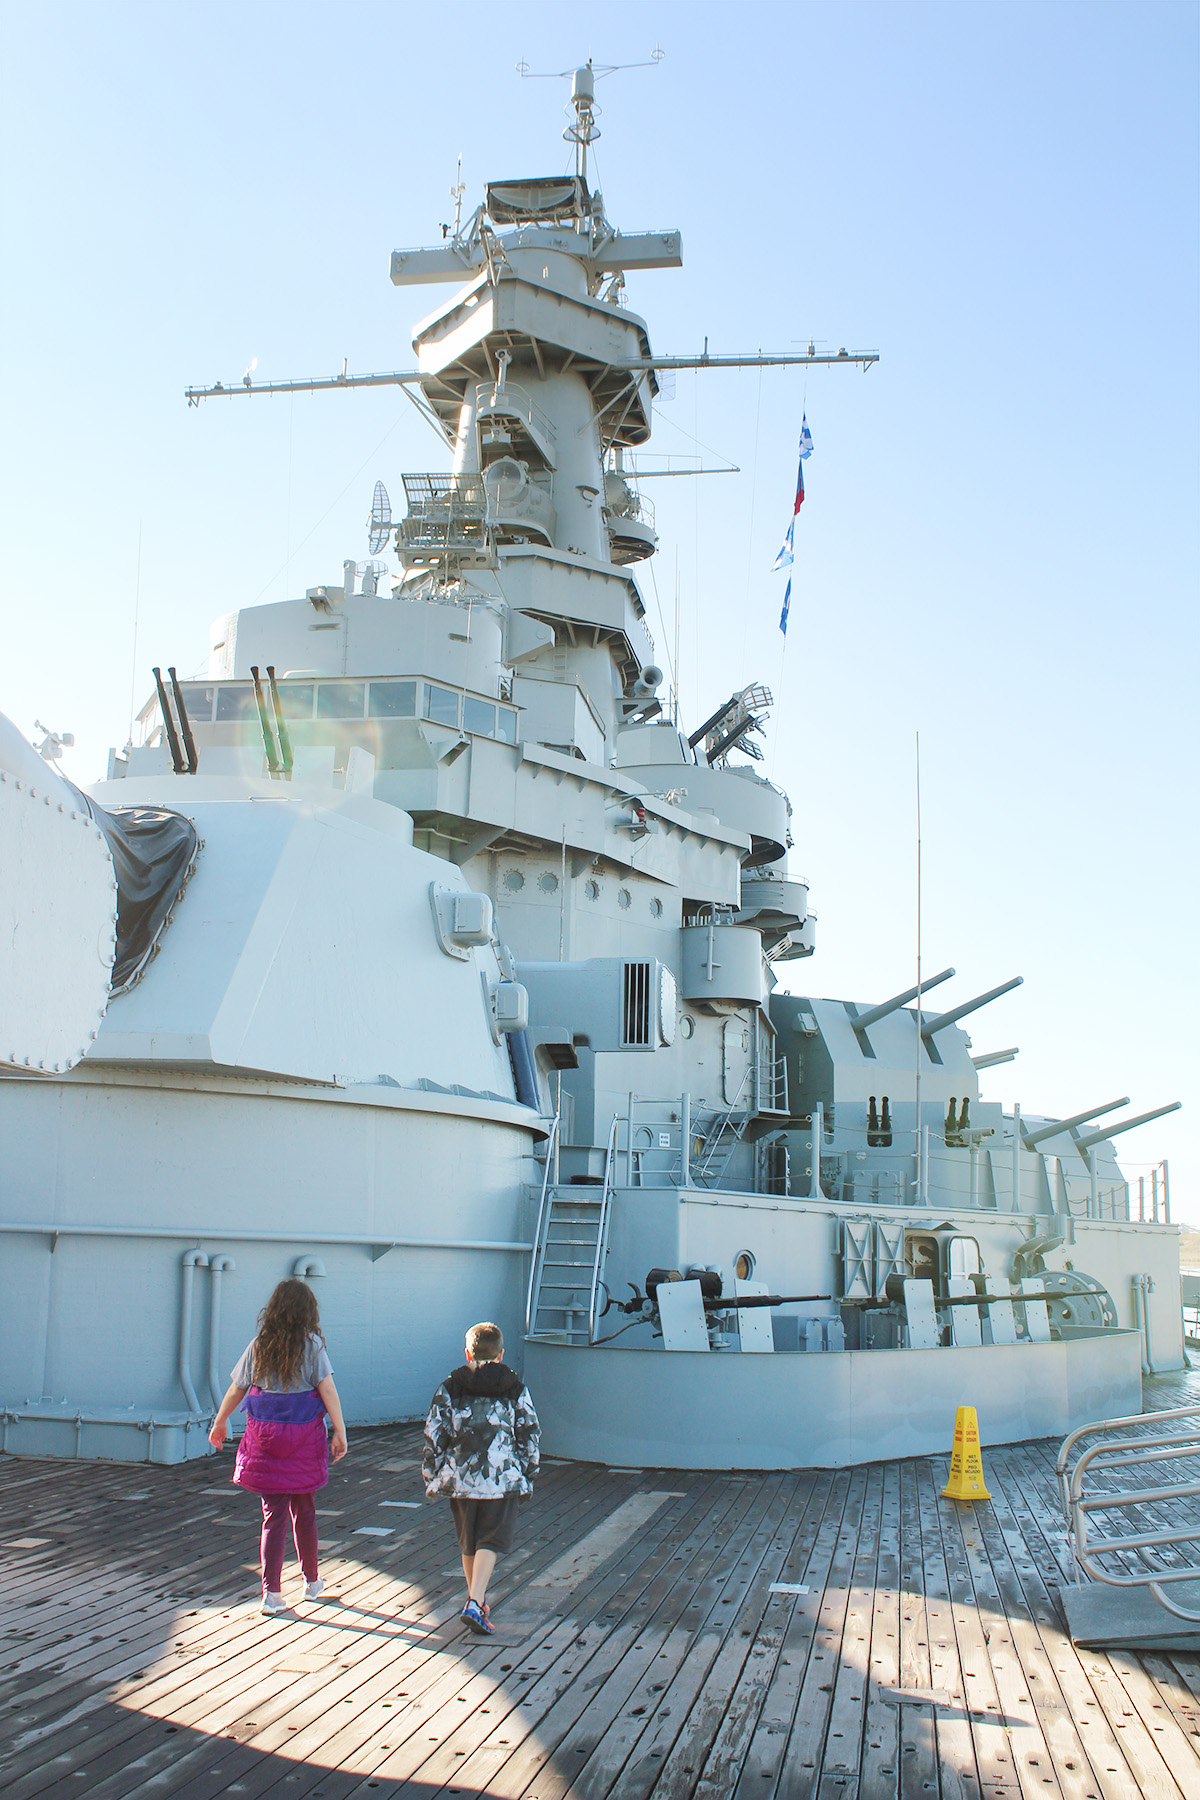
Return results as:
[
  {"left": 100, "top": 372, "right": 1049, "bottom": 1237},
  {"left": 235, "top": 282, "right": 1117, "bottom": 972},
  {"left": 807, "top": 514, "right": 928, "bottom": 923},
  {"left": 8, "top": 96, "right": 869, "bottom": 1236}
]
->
[{"left": 1, "top": 1369, "right": 1197, "bottom": 1799}]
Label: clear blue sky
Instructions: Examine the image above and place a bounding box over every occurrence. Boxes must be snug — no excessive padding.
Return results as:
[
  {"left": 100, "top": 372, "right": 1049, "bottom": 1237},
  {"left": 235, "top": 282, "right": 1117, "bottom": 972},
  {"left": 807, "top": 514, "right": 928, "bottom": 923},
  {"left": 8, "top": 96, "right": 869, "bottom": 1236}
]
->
[{"left": 2, "top": 1, "right": 1197, "bottom": 1218}]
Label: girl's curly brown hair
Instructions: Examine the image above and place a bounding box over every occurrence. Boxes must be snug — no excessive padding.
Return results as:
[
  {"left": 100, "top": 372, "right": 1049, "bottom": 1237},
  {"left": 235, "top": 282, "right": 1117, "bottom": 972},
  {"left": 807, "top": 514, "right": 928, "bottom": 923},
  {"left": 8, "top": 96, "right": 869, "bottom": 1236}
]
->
[{"left": 251, "top": 1279, "right": 325, "bottom": 1388}]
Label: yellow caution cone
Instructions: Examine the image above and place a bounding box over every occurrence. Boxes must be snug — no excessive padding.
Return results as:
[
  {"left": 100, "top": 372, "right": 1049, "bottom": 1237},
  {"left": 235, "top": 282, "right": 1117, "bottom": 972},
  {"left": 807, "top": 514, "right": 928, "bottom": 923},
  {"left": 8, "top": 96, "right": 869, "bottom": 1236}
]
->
[{"left": 941, "top": 1405, "right": 991, "bottom": 1501}]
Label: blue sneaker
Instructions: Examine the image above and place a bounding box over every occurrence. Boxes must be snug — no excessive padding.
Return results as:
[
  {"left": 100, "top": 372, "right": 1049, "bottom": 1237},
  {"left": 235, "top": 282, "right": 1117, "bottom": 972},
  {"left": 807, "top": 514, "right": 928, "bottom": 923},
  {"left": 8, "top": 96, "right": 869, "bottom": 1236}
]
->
[{"left": 462, "top": 1597, "right": 494, "bottom": 1635}]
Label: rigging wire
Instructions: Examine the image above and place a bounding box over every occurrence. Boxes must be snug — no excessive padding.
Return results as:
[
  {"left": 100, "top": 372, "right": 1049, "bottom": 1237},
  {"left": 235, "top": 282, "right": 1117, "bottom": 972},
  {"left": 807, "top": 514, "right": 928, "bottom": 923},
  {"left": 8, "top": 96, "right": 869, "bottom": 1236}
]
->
[
  {"left": 915, "top": 729, "right": 924, "bottom": 1200},
  {"left": 126, "top": 521, "right": 143, "bottom": 747},
  {"left": 739, "top": 360, "right": 765, "bottom": 687},
  {"left": 250, "top": 406, "right": 410, "bottom": 606},
  {"left": 284, "top": 391, "right": 294, "bottom": 602},
  {"left": 650, "top": 402, "right": 738, "bottom": 471},
  {"left": 645, "top": 552, "right": 677, "bottom": 703}
]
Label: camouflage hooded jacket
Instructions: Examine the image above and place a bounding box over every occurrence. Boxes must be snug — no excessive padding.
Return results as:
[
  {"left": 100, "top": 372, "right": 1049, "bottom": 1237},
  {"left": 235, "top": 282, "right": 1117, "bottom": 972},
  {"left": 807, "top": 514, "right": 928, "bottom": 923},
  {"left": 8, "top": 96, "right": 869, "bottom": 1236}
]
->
[{"left": 422, "top": 1362, "right": 541, "bottom": 1499}]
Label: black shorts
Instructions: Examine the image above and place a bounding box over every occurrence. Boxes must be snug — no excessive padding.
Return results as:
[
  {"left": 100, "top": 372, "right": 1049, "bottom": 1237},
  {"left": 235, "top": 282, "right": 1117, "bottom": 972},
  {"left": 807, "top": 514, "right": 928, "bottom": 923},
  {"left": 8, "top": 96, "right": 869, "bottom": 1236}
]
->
[{"left": 449, "top": 1494, "right": 521, "bottom": 1556}]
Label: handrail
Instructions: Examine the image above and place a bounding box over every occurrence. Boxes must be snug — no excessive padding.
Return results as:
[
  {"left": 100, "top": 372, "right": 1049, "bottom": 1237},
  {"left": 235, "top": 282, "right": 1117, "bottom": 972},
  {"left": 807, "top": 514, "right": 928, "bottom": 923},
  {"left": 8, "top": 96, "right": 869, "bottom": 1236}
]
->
[
  {"left": 525, "top": 1113, "right": 561, "bottom": 1333},
  {"left": 694, "top": 1065, "right": 755, "bottom": 1180},
  {"left": 475, "top": 378, "right": 557, "bottom": 446},
  {"left": 1058, "top": 1404, "right": 1200, "bottom": 1621},
  {"left": 588, "top": 1115, "right": 619, "bottom": 1344}
]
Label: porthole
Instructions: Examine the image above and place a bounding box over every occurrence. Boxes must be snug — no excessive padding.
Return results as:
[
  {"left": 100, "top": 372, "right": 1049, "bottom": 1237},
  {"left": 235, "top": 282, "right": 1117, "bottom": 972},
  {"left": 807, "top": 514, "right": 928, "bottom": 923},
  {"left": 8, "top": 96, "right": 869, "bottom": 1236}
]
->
[
  {"left": 585, "top": 878, "right": 600, "bottom": 901},
  {"left": 617, "top": 887, "right": 632, "bottom": 910},
  {"left": 680, "top": 1015, "right": 695, "bottom": 1040},
  {"left": 538, "top": 872, "right": 559, "bottom": 894},
  {"left": 734, "top": 1250, "right": 756, "bottom": 1282},
  {"left": 649, "top": 897, "right": 663, "bottom": 919},
  {"left": 503, "top": 868, "right": 525, "bottom": 892}
]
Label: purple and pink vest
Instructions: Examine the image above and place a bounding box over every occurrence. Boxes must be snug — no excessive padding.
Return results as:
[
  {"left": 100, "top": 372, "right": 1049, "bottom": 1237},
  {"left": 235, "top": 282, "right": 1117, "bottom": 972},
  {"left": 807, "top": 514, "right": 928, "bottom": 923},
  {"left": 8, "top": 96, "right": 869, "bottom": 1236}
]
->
[{"left": 233, "top": 1387, "right": 329, "bottom": 1495}]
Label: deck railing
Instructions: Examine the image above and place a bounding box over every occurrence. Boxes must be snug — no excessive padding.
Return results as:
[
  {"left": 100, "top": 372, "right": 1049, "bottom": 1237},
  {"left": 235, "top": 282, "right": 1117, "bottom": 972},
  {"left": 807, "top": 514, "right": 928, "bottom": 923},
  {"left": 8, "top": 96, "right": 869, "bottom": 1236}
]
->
[{"left": 1057, "top": 1403, "right": 1200, "bottom": 1623}]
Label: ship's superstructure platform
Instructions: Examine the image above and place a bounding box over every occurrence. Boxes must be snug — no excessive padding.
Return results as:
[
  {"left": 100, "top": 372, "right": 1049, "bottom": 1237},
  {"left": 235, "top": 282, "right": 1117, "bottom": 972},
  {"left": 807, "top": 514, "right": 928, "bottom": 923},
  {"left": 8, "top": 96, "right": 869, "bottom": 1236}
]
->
[{"left": 2, "top": 1370, "right": 1197, "bottom": 1799}]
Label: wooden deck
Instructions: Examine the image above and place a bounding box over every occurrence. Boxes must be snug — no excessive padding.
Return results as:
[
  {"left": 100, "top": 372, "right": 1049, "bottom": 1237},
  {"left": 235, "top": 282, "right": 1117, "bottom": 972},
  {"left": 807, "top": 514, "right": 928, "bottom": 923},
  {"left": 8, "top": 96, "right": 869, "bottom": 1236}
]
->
[{"left": 1, "top": 1370, "right": 1198, "bottom": 1800}]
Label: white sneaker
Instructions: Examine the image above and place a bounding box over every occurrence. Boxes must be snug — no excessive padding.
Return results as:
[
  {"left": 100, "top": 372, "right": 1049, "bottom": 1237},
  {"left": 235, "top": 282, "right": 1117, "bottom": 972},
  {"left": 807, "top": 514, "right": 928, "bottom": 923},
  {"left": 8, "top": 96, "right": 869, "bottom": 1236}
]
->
[
  {"left": 260, "top": 1590, "right": 287, "bottom": 1615},
  {"left": 304, "top": 1578, "right": 326, "bottom": 1600}
]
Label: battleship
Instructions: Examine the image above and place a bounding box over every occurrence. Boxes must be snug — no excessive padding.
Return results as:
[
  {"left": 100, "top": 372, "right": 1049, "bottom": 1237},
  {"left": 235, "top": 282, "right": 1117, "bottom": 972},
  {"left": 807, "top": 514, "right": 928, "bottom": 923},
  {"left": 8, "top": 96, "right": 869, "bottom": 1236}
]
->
[{"left": 0, "top": 62, "right": 1184, "bottom": 1471}]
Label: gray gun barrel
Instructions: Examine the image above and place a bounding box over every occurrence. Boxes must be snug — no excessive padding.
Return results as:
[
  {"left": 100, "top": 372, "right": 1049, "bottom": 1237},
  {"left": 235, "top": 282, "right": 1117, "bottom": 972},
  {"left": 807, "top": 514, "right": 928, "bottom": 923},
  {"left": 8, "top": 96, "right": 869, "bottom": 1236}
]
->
[
  {"left": 1021, "top": 1097, "right": 1130, "bottom": 1149},
  {"left": 850, "top": 968, "right": 955, "bottom": 1036},
  {"left": 971, "top": 1047, "right": 1019, "bottom": 1069},
  {"left": 1074, "top": 1101, "right": 1182, "bottom": 1151},
  {"left": 921, "top": 975, "right": 1023, "bottom": 1040}
]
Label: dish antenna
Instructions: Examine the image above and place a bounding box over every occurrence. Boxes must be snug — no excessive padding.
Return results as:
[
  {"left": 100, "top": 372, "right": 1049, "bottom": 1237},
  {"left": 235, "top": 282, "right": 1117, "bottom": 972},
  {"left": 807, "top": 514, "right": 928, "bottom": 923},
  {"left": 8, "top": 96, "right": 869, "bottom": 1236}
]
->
[{"left": 368, "top": 480, "right": 392, "bottom": 555}]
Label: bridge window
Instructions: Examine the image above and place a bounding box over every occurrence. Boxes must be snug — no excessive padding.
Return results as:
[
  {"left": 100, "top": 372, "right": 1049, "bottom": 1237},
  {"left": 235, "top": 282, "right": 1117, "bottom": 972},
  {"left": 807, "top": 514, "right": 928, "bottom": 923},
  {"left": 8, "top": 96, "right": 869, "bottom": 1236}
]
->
[
  {"left": 180, "top": 685, "right": 215, "bottom": 721},
  {"left": 463, "top": 695, "right": 496, "bottom": 736},
  {"left": 369, "top": 680, "right": 417, "bottom": 718},
  {"left": 277, "top": 683, "right": 314, "bottom": 718},
  {"left": 423, "top": 684, "right": 461, "bottom": 727},
  {"left": 316, "top": 681, "right": 366, "bottom": 719},
  {"left": 216, "top": 687, "right": 258, "bottom": 721}
]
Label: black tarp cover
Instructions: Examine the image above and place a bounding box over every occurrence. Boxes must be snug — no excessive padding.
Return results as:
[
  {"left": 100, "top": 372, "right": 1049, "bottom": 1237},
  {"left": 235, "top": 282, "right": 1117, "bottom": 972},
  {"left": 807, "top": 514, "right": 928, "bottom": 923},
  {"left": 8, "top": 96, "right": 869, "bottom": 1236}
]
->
[{"left": 67, "top": 783, "right": 199, "bottom": 993}]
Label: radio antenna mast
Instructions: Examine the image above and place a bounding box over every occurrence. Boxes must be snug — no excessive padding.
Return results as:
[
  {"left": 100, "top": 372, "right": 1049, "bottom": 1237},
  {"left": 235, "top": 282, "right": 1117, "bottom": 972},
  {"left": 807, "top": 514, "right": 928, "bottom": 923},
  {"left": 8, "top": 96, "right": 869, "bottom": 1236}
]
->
[{"left": 517, "top": 49, "right": 666, "bottom": 186}]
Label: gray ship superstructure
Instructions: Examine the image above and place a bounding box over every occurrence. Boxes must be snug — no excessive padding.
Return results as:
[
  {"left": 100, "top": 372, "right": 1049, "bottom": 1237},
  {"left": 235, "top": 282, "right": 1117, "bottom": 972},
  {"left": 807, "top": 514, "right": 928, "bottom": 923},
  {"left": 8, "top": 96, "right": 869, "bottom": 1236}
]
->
[{"left": 0, "top": 67, "right": 1183, "bottom": 1467}]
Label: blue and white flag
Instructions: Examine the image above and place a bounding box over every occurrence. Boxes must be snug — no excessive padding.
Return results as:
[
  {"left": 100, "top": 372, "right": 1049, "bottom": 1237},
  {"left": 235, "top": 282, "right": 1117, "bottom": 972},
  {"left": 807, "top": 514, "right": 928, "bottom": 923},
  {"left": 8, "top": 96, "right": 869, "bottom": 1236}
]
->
[{"left": 775, "top": 417, "right": 812, "bottom": 632}]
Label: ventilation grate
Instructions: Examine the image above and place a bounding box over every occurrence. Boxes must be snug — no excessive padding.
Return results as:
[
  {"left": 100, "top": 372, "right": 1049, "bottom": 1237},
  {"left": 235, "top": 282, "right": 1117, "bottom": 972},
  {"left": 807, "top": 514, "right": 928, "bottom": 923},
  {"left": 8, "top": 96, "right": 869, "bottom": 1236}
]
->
[{"left": 622, "top": 961, "right": 653, "bottom": 1047}]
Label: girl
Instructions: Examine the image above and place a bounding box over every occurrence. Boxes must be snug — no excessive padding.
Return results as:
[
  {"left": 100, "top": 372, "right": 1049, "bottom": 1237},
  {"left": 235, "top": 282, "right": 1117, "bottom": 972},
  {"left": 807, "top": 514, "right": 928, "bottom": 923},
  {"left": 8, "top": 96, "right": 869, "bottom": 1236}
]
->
[{"left": 210, "top": 1277, "right": 348, "bottom": 1614}]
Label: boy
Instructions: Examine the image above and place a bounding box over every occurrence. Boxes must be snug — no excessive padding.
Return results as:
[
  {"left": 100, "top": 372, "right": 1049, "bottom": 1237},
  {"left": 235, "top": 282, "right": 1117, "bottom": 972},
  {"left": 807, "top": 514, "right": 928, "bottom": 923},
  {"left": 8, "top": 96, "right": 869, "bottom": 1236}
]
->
[{"left": 422, "top": 1321, "right": 540, "bottom": 1635}]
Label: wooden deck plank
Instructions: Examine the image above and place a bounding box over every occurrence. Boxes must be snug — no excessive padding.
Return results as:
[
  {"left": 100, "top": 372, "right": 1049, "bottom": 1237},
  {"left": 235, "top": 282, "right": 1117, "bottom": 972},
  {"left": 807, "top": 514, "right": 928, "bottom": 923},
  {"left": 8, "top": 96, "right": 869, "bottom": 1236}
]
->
[
  {"left": 681, "top": 1472, "right": 839, "bottom": 1800},
  {"left": 857, "top": 1462, "right": 903, "bottom": 1800},
  {"left": 337, "top": 1473, "right": 761, "bottom": 1800},
  {"left": 913, "top": 1460, "right": 981, "bottom": 1800},
  {"left": 768, "top": 1470, "right": 875, "bottom": 1796},
  {"left": 724, "top": 1470, "right": 847, "bottom": 1798},
  {"left": 0, "top": 1440, "right": 605, "bottom": 1782},
  {"left": 514, "top": 1473, "right": 797, "bottom": 1800},
  {"left": 2, "top": 1371, "right": 1198, "bottom": 1800},
  {"left": 896, "top": 1458, "right": 939, "bottom": 1800},
  {"left": 106, "top": 1466, "right": 640, "bottom": 1800},
  {"left": 975, "top": 1446, "right": 1185, "bottom": 1800}
]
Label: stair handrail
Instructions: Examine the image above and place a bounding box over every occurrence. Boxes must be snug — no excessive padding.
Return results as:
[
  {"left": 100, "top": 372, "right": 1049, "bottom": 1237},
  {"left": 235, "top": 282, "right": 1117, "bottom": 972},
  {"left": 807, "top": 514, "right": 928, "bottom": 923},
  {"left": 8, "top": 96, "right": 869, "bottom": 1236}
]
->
[
  {"left": 588, "top": 1115, "right": 619, "bottom": 1344},
  {"left": 525, "top": 1113, "right": 560, "bottom": 1334},
  {"left": 1057, "top": 1403, "right": 1200, "bottom": 1620},
  {"left": 694, "top": 1064, "right": 755, "bottom": 1181}
]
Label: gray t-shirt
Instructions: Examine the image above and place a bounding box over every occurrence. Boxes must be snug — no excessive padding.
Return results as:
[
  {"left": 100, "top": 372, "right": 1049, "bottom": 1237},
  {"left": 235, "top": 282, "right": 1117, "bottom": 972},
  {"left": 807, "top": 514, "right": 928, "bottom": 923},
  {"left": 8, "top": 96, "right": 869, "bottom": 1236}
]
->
[{"left": 231, "top": 1332, "right": 332, "bottom": 1393}]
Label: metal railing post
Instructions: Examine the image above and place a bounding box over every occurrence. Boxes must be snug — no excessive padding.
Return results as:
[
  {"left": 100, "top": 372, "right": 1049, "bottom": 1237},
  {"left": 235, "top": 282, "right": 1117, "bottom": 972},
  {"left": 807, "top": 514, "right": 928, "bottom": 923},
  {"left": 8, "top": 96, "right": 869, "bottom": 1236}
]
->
[
  {"left": 588, "top": 1116, "right": 619, "bottom": 1344},
  {"left": 681, "top": 1092, "right": 691, "bottom": 1186}
]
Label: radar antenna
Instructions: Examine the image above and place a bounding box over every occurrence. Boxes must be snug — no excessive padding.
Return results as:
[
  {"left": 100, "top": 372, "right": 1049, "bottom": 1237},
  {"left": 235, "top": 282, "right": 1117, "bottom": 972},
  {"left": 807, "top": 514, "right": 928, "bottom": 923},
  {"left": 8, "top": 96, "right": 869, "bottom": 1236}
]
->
[
  {"left": 516, "top": 50, "right": 666, "bottom": 183},
  {"left": 368, "top": 480, "right": 392, "bottom": 555}
]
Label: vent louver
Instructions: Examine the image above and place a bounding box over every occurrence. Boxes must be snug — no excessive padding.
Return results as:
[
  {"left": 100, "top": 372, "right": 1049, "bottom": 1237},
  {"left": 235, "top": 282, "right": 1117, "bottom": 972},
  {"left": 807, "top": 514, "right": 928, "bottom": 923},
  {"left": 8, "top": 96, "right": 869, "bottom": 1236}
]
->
[{"left": 622, "top": 961, "right": 653, "bottom": 1047}]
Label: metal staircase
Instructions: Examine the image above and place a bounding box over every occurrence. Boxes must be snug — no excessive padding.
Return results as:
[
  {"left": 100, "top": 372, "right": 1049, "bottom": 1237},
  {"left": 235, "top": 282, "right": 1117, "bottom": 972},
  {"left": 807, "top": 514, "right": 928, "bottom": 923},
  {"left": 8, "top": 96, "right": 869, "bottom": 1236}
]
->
[
  {"left": 526, "top": 1118, "right": 616, "bottom": 1344},
  {"left": 691, "top": 1066, "right": 755, "bottom": 1187}
]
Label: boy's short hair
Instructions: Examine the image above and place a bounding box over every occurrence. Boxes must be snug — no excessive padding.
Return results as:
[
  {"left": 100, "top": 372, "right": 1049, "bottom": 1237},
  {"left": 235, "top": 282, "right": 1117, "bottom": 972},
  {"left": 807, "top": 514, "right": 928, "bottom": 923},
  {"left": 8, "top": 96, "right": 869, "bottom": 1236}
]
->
[{"left": 466, "top": 1321, "right": 504, "bottom": 1362}]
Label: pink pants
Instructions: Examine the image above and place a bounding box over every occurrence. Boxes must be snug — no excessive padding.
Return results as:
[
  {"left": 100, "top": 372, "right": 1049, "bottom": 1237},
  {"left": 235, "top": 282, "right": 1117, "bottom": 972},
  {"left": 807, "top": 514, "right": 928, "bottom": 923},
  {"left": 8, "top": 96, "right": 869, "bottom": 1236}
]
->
[{"left": 259, "top": 1491, "right": 319, "bottom": 1592}]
